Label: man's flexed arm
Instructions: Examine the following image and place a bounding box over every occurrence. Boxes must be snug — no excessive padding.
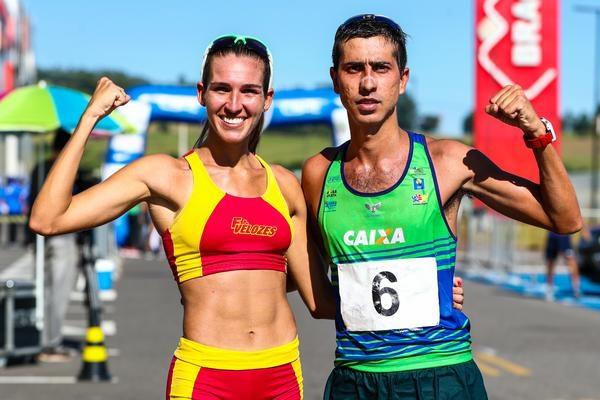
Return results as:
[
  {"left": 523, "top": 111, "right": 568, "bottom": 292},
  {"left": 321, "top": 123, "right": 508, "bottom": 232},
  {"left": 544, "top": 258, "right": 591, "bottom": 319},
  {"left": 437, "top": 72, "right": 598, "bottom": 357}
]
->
[{"left": 443, "top": 85, "right": 582, "bottom": 234}]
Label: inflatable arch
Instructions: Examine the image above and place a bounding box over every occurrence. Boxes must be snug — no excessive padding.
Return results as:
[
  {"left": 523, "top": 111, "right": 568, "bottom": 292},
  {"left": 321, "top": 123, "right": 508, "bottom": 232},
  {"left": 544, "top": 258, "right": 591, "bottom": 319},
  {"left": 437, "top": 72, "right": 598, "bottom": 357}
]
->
[{"left": 105, "top": 85, "right": 350, "bottom": 245}]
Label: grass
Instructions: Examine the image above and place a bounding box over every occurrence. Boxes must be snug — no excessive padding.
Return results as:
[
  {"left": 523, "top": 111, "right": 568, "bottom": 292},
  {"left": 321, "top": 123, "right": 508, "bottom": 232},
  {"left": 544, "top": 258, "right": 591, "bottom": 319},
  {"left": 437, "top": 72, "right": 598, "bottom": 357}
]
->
[
  {"left": 515, "top": 223, "right": 551, "bottom": 251},
  {"left": 20, "top": 133, "right": 108, "bottom": 177},
  {"left": 561, "top": 134, "right": 595, "bottom": 172},
  {"left": 81, "top": 138, "right": 109, "bottom": 173},
  {"left": 51, "top": 126, "right": 595, "bottom": 252},
  {"left": 257, "top": 127, "right": 332, "bottom": 170},
  {"left": 142, "top": 123, "right": 332, "bottom": 170},
  {"left": 81, "top": 127, "right": 596, "bottom": 172},
  {"left": 79, "top": 124, "right": 331, "bottom": 173}
]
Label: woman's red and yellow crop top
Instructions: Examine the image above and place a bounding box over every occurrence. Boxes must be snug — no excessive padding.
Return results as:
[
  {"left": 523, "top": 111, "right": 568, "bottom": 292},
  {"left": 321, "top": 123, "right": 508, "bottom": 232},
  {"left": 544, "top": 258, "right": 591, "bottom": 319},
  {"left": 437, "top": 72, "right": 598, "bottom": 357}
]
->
[{"left": 161, "top": 151, "right": 294, "bottom": 284}]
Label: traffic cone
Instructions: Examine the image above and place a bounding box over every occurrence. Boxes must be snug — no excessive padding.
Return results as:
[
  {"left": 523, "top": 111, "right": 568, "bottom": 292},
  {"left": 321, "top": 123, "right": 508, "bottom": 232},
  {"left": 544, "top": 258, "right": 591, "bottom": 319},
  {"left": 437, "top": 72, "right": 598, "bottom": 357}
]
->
[{"left": 78, "top": 326, "right": 111, "bottom": 381}]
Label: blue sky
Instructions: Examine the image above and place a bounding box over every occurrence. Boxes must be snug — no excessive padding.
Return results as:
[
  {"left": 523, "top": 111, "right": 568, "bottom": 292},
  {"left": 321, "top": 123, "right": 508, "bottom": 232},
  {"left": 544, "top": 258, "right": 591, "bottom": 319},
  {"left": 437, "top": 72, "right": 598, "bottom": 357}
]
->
[{"left": 24, "top": 0, "right": 598, "bottom": 135}]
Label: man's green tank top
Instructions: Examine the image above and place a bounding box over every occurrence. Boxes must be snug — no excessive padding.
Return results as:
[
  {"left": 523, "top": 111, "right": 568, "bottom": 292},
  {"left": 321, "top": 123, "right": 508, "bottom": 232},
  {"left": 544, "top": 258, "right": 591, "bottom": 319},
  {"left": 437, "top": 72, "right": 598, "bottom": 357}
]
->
[{"left": 317, "top": 132, "right": 472, "bottom": 372}]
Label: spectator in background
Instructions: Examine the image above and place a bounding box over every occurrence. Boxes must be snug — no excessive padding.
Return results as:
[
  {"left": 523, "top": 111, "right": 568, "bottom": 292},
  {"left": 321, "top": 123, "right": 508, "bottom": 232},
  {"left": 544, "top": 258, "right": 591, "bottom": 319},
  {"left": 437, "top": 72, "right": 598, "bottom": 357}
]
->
[
  {"left": 0, "top": 176, "right": 28, "bottom": 246},
  {"left": 146, "top": 224, "right": 162, "bottom": 259},
  {"left": 545, "top": 231, "right": 581, "bottom": 301},
  {"left": 28, "top": 129, "right": 79, "bottom": 361},
  {"left": 125, "top": 202, "right": 152, "bottom": 257}
]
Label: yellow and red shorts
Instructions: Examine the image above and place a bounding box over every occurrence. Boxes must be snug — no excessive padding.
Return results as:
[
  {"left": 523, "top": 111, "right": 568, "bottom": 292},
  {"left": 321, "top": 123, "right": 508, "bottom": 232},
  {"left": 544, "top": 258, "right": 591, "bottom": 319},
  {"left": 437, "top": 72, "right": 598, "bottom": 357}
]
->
[{"left": 165, "top": 336, "right": 303, "bottom": 399}]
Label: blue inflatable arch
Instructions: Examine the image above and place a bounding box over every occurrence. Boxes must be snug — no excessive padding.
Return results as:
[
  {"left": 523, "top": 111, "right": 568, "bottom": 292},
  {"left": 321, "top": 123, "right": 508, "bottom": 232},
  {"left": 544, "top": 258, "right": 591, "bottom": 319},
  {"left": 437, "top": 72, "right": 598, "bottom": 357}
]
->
[{"left": 107, "top": 85, "right": 350, "bottom": 246}]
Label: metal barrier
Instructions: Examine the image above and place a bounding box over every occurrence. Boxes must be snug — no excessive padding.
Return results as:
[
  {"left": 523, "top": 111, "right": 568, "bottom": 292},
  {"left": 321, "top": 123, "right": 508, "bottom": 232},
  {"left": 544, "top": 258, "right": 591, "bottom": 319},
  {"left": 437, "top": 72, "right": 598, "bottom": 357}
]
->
[{"left": 457, "top": 197, "right": 547, "bottom": 275}]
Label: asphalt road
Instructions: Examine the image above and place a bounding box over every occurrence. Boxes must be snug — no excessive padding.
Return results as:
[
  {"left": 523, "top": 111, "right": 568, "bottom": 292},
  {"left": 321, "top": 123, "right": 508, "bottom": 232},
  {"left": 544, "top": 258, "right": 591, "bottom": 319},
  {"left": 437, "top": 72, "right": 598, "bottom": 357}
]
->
[
  {"left": 466, "top": 280, "right": 600, "bottom": 400},
  {"left": 1, "top": 256, "right": 599, "bottom": 399}
]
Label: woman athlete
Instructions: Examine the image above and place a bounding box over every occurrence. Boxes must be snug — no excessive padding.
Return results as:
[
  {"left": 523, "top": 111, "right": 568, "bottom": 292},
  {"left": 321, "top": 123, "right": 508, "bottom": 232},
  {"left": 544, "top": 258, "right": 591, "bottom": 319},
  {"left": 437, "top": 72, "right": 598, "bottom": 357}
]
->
[{"left": 30, "top": 35, "right": 464, "bottom": 399}]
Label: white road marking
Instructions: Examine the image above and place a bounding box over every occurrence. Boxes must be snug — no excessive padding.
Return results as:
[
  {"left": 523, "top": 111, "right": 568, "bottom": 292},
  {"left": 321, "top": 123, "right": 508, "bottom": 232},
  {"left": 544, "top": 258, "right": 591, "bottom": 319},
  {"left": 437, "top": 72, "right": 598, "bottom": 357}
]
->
[
  {"left": 0, "top": 376, "right": 120, "bottom": 384},
  {"left": 62, "top": 320, "right": 117, "bottom": 337}
]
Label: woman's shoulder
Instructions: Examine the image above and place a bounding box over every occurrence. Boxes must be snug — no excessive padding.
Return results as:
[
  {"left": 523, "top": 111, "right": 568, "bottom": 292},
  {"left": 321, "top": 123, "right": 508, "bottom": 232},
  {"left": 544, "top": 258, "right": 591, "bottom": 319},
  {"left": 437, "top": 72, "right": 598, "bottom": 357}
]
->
[
  {"left": 264, "top": 162, "right": 303, "bottom": 210},
  {"left": 126, "top": 153, "right": 192, "bottom": 190},
  {"left": 268, "top": 163, "right": 299, "bottom": 183},
  {"left": 133, "top": 153, "right": 189, "bottom": 172}
]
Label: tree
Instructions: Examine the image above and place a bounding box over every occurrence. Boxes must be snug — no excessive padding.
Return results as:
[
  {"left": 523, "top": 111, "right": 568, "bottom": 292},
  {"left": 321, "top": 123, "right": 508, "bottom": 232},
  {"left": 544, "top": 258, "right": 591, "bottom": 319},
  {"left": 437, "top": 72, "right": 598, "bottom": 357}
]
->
[
  {"left": 177, "top": 73, "right": 195, "bottom": 86},
  {"left": 397, "top": 93, "right": 417, "bottom": 130},
  {"left": 419, "top": 115, "right": 440, "bottom": 132},
  {"left": 573, "top": 113, "right": 592, "bottom": 136},
  {"left": 37, "top": 68, "right": 150, "bottom": 93},
  {"left": 562, "top": 111, "right": 575, "bottom": 133},
  {"left": 463, "top": 111, "right": 473, "bottom": 135}
]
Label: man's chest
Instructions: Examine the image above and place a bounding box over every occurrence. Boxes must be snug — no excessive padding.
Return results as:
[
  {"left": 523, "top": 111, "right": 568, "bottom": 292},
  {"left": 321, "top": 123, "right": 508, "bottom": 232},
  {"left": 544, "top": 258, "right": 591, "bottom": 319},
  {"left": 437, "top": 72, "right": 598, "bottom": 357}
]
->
[{"left": 343, "top": 163, "right": 406, "bottom": 194}]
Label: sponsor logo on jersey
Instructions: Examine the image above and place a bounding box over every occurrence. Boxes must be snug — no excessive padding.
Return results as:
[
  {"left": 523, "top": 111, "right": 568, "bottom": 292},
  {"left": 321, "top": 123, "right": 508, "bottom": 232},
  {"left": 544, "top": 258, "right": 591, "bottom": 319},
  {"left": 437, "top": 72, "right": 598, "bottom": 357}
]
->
[
  {"left": 326, "top": 189, "right": 337, "bottom": 198},
  {"left": 231, "top": 217, "right": 277, "bottom": 236},
  {"left": 343, "top": 228, "right": 405, "bottom": 246},
  {"left": 413, "top": 178, "right": 425, "bottom": 190},
  {"left": 409, "top": 167, "right": 426, "bottom": 176},
  {"left": 364, "top": 202, "right": 382, "bottom": 214},
  {"left": 323, "top": 200, "right": 337, "bottom": 212},
  {"left": 412, "top": 193, "right": 429, "bottom": 205},
  {"left": 327, "top": 175, "right": 342, "bottom": 184}
]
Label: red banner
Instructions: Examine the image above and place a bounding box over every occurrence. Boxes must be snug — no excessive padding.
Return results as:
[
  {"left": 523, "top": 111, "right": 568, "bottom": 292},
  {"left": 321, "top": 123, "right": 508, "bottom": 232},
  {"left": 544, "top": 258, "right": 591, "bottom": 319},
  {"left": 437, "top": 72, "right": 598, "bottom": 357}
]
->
[{"left": 475, "top": 0, "right": 560, "bottom": 183}]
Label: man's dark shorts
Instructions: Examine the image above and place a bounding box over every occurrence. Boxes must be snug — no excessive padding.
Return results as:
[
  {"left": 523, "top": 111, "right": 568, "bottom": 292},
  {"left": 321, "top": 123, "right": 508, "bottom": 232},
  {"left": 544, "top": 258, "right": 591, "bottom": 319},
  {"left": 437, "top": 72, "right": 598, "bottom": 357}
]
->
[
  {"left": 545, "top": 232, "right": 574, "bottom": 261},
  {"left": 323, "top": 360, "right": 488, "bottom": 400}
]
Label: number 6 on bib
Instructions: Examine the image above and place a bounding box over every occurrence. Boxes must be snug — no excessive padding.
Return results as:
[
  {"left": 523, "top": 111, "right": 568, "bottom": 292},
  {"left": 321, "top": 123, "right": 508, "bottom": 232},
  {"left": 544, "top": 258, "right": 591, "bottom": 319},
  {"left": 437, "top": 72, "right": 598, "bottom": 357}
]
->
[{"left": 337, "top": 258, "right": 440, "bottom": 331}]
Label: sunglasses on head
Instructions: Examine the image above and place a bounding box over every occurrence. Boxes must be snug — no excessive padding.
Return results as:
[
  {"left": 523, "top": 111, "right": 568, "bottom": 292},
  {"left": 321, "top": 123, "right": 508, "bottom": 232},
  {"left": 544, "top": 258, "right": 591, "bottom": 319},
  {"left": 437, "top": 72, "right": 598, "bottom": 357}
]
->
[
  {"left": 208, "top": 35, "right": 271, "bottom": 60},
  {"left": 338, "top": 14, "right": 402, "bottom": 33},
  {"left": 202, "top": 34, "right": 274, "bottom": 88}
]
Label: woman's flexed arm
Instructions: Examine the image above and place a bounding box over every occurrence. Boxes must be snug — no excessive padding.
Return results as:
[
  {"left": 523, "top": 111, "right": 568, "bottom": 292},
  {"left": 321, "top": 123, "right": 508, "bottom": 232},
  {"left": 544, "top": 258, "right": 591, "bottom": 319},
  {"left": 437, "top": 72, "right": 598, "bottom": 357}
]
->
[{"left": 29, "top": 77, "right": 149, "bottom": 235}]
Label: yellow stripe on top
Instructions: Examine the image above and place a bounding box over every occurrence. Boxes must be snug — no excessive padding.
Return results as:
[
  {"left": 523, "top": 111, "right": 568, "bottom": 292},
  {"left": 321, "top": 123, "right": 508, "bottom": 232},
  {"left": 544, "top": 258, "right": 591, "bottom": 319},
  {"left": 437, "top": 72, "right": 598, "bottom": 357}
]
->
[
  {"left": 168, "top": 151, "right": 225, "bottom": 283},
  {"left": 255, "top": 155, "right": 294, "bottom": 240},
  {"left": 166, "top": 152, "right": 294, "bottom": 283},
  {"left": 175, "top": 336, "right": 300, "bottom": 370}
]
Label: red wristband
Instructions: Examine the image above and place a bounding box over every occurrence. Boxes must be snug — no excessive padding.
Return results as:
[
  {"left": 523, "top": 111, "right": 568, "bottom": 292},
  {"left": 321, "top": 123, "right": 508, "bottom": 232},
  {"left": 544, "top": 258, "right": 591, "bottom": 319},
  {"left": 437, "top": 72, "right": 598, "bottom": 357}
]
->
[
  {"left": 523, "top": 117, "right": 556, "bottom": 149},
  {"left": 523, "top": 132, "right": 554, "bottom": 149}
]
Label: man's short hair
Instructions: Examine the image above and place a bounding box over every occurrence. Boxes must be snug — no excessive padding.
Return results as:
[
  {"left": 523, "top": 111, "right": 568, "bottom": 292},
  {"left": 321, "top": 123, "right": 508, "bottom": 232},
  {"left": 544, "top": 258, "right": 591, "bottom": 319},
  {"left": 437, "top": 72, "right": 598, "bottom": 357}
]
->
[{"left": 332, "top": 14, "right": 408, "bottom": 71}]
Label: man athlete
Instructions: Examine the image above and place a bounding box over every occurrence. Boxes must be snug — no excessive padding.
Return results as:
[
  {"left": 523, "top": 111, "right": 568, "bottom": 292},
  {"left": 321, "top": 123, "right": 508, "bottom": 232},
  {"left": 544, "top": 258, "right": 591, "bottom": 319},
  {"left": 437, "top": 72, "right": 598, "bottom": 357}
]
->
[
  {"left": 544, "top": 231, "right": 581, "bottom": 301},
  {"left": 301, "top": 14, "right": 582, "bottom": 399}
]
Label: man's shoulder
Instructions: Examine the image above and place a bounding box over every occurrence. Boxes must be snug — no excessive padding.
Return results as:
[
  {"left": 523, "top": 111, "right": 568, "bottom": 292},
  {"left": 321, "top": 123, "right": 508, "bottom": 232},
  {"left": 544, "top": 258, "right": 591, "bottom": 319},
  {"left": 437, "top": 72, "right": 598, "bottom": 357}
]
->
[
  {"left": 424, "top": 137, "right": 480, "bottom": 186},
  {"left": 303, "top": 146, "right": 339, "bottom": 177},
  {"left": 425, "top": 136, "right": 472, "bottom": 162},
  {"left": 302, "top": 146, "right": 340, "bottom": 200}
]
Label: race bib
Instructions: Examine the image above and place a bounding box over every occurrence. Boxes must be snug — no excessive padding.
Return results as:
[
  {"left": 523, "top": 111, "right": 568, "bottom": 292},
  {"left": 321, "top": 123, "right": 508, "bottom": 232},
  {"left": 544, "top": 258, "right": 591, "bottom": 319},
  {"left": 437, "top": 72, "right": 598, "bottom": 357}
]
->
[{"left": 337, "top": 258, "right": 440, "bottom": 331}]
